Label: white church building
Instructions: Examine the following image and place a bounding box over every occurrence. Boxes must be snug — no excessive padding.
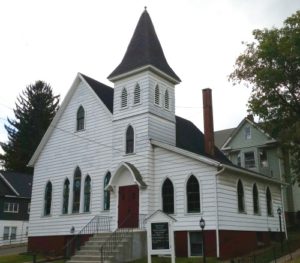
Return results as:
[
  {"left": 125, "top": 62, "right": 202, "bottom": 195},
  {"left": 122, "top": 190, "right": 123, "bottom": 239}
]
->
[{"left": 28, "top": 9, "right": 285, "bottom": 260}]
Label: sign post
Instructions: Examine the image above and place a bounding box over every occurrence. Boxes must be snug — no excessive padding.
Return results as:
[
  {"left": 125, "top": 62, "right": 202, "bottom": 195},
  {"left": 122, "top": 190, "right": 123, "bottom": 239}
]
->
[{"left": 145, "top": 210, "right": 176, "bottom": 263}]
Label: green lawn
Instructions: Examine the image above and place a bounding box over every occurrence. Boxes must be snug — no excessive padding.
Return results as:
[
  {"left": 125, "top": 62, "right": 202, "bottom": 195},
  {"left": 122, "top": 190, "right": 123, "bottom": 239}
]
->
[{"left": 0, "top": 254, "right": 39, "bottom": 263}]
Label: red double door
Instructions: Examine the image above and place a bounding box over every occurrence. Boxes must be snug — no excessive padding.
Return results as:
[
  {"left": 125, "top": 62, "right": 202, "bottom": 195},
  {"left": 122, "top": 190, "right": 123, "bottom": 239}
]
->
[{"left": 118, "top": 185, "right": 139, "bottom": 228}]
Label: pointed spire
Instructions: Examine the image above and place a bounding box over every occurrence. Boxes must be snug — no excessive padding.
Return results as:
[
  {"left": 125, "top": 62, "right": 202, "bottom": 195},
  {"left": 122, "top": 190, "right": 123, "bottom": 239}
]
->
[{"left": 108, "top": 9, "right": 181, "bottom": 83}]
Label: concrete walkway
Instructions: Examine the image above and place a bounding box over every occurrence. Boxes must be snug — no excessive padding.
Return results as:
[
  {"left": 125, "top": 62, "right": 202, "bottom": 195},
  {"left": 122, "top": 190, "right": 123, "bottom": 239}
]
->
[
  {"left": 272, "top": 248, "right": 300, "bottom": 263},
  {"left": 0, "top": 243, "right": 27, "bottom": 256}
]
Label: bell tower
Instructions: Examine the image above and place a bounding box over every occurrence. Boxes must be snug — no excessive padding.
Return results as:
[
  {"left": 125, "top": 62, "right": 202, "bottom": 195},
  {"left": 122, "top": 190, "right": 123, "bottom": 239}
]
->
[{"left": 108, "top": 9, "right": 181, "bottom": 147}]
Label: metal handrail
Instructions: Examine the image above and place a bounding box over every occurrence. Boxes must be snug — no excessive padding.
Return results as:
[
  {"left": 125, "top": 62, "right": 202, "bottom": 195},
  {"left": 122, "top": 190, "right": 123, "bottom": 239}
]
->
[
  {"left": 100, "top": 214, "right": 134, "bottom": 263},
  {"left": 64, "top": 215, "right": 112, "bottom": 259}
]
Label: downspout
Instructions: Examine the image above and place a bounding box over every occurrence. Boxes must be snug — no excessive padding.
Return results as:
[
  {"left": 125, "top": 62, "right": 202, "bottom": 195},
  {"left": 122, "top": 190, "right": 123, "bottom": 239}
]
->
[
  {"left": 214, "top": 166, "right": 225, "bottom": 258},
  {"left": 278, "top": 158, "right": 288, "bottom": 239}
]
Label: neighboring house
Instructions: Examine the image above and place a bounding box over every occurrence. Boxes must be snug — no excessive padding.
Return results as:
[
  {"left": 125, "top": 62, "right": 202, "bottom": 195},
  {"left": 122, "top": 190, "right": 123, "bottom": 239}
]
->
[
  {"left": 215, "top": 116, "right": 300, "bottom": 225},
  {"left": 27, "top": 10, "right": 285, "bottom": 260},
  {"left": 0, "top": 171, "right": 32, "bottom": 245}
]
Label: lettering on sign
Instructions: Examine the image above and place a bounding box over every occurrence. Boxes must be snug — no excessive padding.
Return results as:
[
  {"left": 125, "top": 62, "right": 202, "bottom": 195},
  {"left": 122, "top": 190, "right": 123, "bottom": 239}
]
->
[{"left": 151, "top": 222, "right": 169, "bottom": 250}]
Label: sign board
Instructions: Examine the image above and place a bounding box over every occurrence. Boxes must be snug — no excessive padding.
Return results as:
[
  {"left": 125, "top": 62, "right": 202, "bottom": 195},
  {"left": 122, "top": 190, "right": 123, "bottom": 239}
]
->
[
  {"left": 145, "top": 210, "right": 176, "bottom": 263},
  {"left": 151, "top": 222, "right": 169, "bottom": 250}
]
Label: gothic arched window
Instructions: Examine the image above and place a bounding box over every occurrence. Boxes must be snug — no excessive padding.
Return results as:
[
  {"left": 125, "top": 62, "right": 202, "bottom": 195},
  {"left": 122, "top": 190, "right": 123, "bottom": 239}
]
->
[
  {"left": 253, "top": 183, "right": 259, "bottom": 214},
  {"left": 62, "top": 179, "right": 70, "bottom": 214},
  {"left": 126, "top": 125, "right": 134, "bottom": 154},
  {"left": 77, "top": 106, "right": 85, "bottom": 131},
  {"left": 162, "top": 178, "right": 174, "bottom": 214},
  {"left": 72, "top": 167, "right": 81, "bottom": 213},
  {"left": 237, "top": 179, "right": 245, "bottom": 213},
  {"left": 44, "top": 181, "right": 52, "bottom": 216},
  {"left": 104, "top": 172, "right": 111, "bottom": 210},
  {"left": 266, "top": 187, "right": 273, "bottom": 216},
  {"left": 187, "top": 175, "right": 200, "bottom": 213},
  {"left": 84, "top": 176, "right": 91, "bottom": 212}
]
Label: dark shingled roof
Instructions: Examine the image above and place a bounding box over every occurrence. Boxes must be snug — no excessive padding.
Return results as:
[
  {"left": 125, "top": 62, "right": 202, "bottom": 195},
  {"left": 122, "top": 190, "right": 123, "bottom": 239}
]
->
[
  {"left": 108, "top": 10, "right": 181, "bottom": 82},
  {"left": 0, "top": 171, "right": 33, "bottom": 198},
  {"left": 175, "top": 116, "right": 232, "bottom": 164},
  {"left": 82, "top": 74, "right": 231, "bottom": 165},
  {"left": 81, "top": 73, "right": 114, "bottom": 112}
]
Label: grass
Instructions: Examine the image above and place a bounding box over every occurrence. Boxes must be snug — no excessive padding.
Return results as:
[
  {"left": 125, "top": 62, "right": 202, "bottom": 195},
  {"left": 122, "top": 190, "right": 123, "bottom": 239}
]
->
[{"left": 0, "top": 253, "right": 41, "bottom": 263}]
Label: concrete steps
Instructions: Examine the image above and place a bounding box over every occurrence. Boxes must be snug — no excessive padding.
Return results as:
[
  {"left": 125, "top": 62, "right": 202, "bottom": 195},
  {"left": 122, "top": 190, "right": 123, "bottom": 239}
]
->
[{"left": 66, "top": 232, "right": 132, "bottom": 263}]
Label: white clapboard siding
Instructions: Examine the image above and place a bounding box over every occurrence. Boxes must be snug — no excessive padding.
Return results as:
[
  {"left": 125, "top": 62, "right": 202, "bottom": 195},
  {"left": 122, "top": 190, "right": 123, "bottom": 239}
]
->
[
  {"left": 153, "top": 147, "right": 218, "bottom": 231},
  {"left": 217, "top": 172, "right": 282, "bottom": 232},
  {"left": 29, "top": 80, "right": 114, "bottom": 237}
]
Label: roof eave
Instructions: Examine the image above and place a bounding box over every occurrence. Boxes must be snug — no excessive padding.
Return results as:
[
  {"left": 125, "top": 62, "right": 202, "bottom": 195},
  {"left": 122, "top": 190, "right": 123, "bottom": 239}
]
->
[{"left": 108, "top": 65, "right": 181, "bottom": 85}]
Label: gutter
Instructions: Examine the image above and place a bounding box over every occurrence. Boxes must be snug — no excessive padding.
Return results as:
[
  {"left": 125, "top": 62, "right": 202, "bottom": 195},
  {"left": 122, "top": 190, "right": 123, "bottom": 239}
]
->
[{"left": 218, "top": 164, "right": 285, "bottom": 185}]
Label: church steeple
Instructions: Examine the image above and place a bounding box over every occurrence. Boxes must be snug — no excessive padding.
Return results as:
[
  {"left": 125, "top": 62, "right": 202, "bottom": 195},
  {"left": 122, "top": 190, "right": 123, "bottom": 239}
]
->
[{"left": 108, "top": 9, "right": 181, "bottom": 84}]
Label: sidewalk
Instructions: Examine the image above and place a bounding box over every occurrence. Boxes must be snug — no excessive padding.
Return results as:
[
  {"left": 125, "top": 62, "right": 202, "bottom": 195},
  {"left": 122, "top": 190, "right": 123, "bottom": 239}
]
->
[
  {"left": 271, "top": 248, "right": 300, "bottom": 263},
  {"left": 0, "top": 243, "right": 27, "bottom": 256}
]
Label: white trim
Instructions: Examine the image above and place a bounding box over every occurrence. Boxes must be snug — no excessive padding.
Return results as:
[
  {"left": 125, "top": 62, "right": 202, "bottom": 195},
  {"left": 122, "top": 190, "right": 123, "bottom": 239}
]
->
[
  {"left": 161, "top": 177, "right": 176, "bottom": 215},
  {"left": 108, "top": 64, "right": 181, "bottom": 85},
  {"left": 0, "top": 173, "right": 20, "bottom": 196},
  {"left": 185, "top": 174, "right": 201, "bottom": 214},
  {"left": 124, "top": 124, "right": 136, "bottom": 155}
]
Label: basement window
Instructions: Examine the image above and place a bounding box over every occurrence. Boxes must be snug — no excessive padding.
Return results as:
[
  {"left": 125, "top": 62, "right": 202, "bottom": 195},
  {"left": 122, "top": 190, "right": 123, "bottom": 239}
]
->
[{"left": 189, "top": 232, "right": 203, "bottom": 256}]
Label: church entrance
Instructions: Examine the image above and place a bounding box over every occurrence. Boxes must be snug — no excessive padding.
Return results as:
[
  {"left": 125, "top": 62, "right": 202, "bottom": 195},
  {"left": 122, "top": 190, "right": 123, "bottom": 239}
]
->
[{"left": 118, "top": 185, "right": 139, "bottom": 228}]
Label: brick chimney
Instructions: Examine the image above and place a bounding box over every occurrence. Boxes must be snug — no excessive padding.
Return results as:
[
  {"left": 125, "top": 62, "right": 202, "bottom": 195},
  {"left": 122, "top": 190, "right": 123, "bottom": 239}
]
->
[{"left": 202, "top": 88, "right": 215, "bottom": 156}]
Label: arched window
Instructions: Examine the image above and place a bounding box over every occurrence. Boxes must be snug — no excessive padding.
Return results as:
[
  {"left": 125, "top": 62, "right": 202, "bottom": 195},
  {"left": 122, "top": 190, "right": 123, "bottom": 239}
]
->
[
  {"left": 237, "top": 179, "right": 245, "bottom": 213},
  {"left": 72, "top": 167, "right": 81, "bottom": 213},
  {"left": 164, "top": 90, "right": 169, "bottom": 109},
  {"left": 62, "top": 179, "right": 70, "bottom": 214},
  {"left": 126, "top": 125, "right": 134, "bottom": 154},
  {"left": 266, "top": 187, "right": 273, "bottom": 216},
  {"left": 162, "top": 178, "right": 174, "bottom": 214},
  {"left": 77, "top": 106, "right": 85, "bottom": 131},
  {"left": 155, "top": 85, "right": 160, "bottom": 105},
  {"left": 44, "top": 181, "right": 52, "bottom": 216},
  {"left": 104, "top": 172, "right": 111, "bottom": 210},
  {"left": 121, "top": 88, "right": 128, "bottom": 108},
  {"left": 253, "top": 183, "right": 259, "bottom": 214},
  {"left": 84, "top": 176, "right": 91, "bottom": 213},
  {"left": 134, "top": 84, "right": 141, "bottom": 104},
  {"left": 186, "top": 175, "right": 200, "bottom": 213}
]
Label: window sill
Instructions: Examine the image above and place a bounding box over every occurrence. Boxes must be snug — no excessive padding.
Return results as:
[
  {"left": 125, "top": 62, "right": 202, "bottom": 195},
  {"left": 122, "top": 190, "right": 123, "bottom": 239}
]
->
[
  {"left": 124, "top": 152, "right": 136, "bottom": 156},
  {"left": 133, "top": 102, "right": 142, "bottom": 107},
  {"left": 185, "top": 211, "right": 202, "bottom": 215},
  {"left": 238, "top": 211, "right": 247, "bottom": 214},
  {"left": 154, "top": 103, "right": 161, "bottom": 108},
  {"left": 41, "top": 215, "right": 52, "bottom": 218},
  {"left": 75, "top": 129, "right": 85, "bottom": 133},
  {"left": 253, "top": 213, "right": 261, "bottom": 216}
]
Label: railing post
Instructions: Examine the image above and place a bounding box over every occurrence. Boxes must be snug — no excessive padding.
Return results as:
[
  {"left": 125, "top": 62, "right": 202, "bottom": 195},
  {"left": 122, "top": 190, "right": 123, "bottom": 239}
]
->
[{"left": 273, "top": 247, "right": 277, "bottom": 263}]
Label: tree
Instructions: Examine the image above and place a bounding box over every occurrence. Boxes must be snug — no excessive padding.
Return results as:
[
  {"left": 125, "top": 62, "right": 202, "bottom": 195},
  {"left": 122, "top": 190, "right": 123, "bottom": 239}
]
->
[
  {"left": 230, "top": 11, "right": 300, "bottom": 183},
  {"left": 0, "top": 81, "right": 60, "bottom": 174}
]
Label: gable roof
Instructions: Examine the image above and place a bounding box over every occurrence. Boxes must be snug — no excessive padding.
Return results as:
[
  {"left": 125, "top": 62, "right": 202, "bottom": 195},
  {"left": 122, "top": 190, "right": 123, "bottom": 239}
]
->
[
  {"left": 80, "top": 74, "right": 114, "bottom": 113},
  {"left": 214, "top": 128, "right": 235, "bottom": 148},
  {"left": 220, "top": 117, "right": 277, "bottom": 150},
  {"left": 0, "top": 171, "right": 33, "bottom": 198},
  {"left": 108, "top": 10, "right": 181, "bottom": 83}
]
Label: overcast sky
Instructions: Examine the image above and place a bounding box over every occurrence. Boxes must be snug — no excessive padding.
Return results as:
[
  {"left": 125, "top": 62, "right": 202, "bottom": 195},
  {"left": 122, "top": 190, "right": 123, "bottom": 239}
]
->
[{"left": 0, "top": 0, "right": 300, "bottom": 145}]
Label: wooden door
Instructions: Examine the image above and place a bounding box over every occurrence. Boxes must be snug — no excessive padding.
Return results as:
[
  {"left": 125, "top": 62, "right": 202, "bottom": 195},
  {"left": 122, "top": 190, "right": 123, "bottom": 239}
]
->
[{"left": 118, "top": 185, "right": 139, "bottom": 228}]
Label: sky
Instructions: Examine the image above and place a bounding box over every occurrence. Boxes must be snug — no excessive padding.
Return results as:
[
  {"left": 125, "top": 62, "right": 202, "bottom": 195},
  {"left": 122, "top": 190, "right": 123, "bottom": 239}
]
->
[{"left": 0, "top": 0, "right": 300, "bottom": 145}]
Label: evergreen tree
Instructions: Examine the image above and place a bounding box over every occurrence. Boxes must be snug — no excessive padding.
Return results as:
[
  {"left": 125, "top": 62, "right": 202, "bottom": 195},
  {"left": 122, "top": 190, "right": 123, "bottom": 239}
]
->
[{"left": 0, "top": 81, "right": 60, "bottom": 174}]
